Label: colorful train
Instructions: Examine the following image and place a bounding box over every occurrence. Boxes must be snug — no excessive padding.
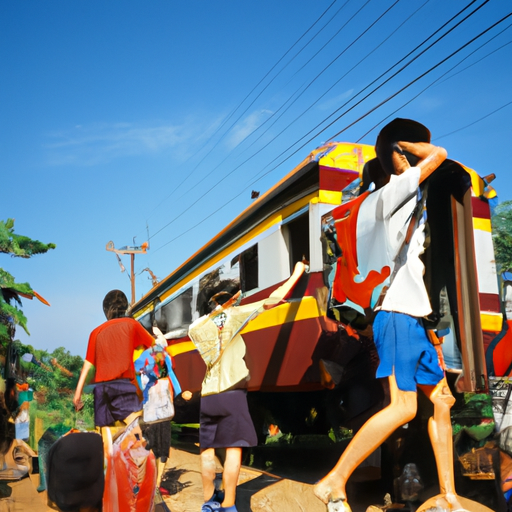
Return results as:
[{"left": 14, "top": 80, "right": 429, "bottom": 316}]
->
[{"left": 130, "top": 141, "right": 507, "bottom": 433}]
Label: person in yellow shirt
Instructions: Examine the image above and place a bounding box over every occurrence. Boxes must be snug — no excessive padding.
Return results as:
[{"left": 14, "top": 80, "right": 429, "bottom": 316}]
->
[{"left": 189, "top": 263, "right": 305, "bottom": 512}]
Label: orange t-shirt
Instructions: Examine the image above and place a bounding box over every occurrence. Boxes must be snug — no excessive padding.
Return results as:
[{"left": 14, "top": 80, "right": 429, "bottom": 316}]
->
[{"left": 85, "top": 317, "right": 153, "bottom": 383}]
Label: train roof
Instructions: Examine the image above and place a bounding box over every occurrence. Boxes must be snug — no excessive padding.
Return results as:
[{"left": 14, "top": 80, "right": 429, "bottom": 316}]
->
[{"left": 131, "top": 142, "right": 376, "bottom": 314}]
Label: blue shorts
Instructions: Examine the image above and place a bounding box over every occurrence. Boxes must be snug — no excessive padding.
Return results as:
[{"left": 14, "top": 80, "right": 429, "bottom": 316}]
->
[{"left": 373, "top": 311, "right": 444, "bottom": 391}]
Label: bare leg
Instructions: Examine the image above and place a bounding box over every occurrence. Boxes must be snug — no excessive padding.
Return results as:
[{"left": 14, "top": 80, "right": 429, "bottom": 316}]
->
[
  {"left": 156, "top": 456, "right": 166, "bottom": 488},
  {"left": 314, "top": 375, "right": 417, "bottom": 507},
  {"left": 420, "top": 378, "right": 464, "bottom": 510},
  {"left": 221, "top": 447, "right": 242, "bottom": 508},
  {"left": 200, "top": 448, "right": 217, "bottom": 503}
]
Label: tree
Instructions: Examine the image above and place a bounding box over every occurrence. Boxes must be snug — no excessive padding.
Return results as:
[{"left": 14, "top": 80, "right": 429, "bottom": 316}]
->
[
  {"left": 0, "top": 218, "right": 55, "bottom": 348},
  {"left": 0, "top": 219, "right": 56, "bottom": 449},
  {"left": 492, "top": 200, "right": 512, "bottom": 273}
]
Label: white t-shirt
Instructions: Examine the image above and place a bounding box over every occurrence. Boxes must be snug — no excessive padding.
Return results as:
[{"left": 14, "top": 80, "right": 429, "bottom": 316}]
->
[{"left": 356, "top": 167, "right": 432, "bottom": 318}]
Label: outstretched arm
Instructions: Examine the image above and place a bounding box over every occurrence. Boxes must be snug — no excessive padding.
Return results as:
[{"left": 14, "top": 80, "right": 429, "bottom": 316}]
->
[
  {"left": 394, "top": 141, "right": 447, "bottom": 183},
  {"left": 233, "top": 262, "right": 306, "bottom": 315},
  {"left": 263, "top": 261, "right": 306, "bottom": 310}
]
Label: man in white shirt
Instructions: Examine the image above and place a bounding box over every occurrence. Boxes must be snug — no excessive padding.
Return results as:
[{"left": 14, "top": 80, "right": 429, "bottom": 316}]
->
[{"left": 314, "top": 119, "right": 487, "bottom": 512}]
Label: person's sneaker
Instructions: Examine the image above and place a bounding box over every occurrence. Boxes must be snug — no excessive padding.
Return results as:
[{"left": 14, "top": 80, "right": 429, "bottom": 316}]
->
[
  {"left": 201, "top": 501, "right": 222, "bottom": 512},
  {"left": 220, "top": 506, "right": 238, "bottom": 512},
  {"left": 327, "top": 498, "right": 352, "bottom": 512}
]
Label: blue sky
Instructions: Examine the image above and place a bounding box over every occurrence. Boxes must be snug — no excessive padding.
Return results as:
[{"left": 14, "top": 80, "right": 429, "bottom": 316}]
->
[{"left": 2, "top": 0, "right": 511, "bottom": 357}]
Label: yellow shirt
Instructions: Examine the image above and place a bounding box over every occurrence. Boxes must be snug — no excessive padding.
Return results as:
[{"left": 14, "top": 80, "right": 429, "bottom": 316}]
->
[
  {"left": 188, "top": 304, "right": 259, "bottom": 396},
  {"left": 188, "top": 262, "right": 306, "bottom": 396}
]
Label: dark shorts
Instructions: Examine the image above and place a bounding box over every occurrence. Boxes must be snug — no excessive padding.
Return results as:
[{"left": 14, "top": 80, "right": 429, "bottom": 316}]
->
[
  {"left": 374, "top": 311, "right": 445, "bottom": 392},
  {"left": 93, "top": 380, "right": 142, "bottom": 427},
  {"left": 199, "top": 389, "right": 257, "bottom": 449}
]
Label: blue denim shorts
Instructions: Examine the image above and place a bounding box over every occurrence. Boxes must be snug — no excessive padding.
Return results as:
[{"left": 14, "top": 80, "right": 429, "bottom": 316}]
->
[{"left": 373, "top": 311, "right": 444, "bottom": 391}]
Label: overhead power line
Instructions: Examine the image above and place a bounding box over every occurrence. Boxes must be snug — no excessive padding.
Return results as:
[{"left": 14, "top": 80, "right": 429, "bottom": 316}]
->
[
  {"left": 152, "top": 7, "right": 512, "bottom": 255},
  {"left": 143, "top": 0, "right": 345, "bottom": 227},
  {"left": 436, "top": 100, "right": 512, "bottom": 140},
  {"left": 236, "top": 0, "right": 431, "bottom": 161},
  {"left": 357, "top": 22, "right": 512, "bottom": 141},
  {"left": 148, "top": 0, "right": 415, "bottom": 242},
  {"left": 244, "top": 0, "right": 488, "bottom": 185},
  {"left": 162, "top": 0, "right": 392, "bottom": 221},
  {"left": 150, "top": 1, "right": 509, "bottom": 257},
  {"left": 327, "top": 8, "right": 512, "bottom": 141}
]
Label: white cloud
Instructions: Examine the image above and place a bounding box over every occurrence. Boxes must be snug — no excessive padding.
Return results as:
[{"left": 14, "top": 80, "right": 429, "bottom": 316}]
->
[
  {"left": 318, "top": 89, "right": 354, "bottom": 111},
  {"left": 44, "top": 117, "right": 224, "bottom": 166},
  {"left": 227, "top": 109, "right": 273, "bottom": 149}
]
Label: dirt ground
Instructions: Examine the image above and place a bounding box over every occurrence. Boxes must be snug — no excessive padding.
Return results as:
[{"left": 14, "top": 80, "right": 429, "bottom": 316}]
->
[
  {"left": 160, "top": 445, "right": 391, "bottom": 512},
  {"left": 161, "top": 447, "right": 329, "bottom": 512}
]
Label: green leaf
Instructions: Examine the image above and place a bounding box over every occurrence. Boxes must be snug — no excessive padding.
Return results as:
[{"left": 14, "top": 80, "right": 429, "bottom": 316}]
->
[{"left": 492, "top": 200, "right": 512, "bottom": 272}]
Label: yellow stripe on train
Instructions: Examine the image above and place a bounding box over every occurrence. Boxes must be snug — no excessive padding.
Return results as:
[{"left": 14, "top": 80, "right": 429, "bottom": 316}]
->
[
  {"left": 481, "top": 312, "right": 503, "bottom": 333},
  {"left": 473, "top": 218, "right": 492, "bottom": 232},
  {"left": 167, "top": 341, "right": 197, "bottom": 357},
  {"left": 167, "top": 297, "right": 322, "bottom": 356},
  {"left": 240, "top": 297, "right": 322, "bottom": 334}
]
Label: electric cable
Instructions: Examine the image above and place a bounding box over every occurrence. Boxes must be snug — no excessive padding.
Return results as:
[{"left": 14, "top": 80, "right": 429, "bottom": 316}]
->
[
  {"left": 436, "top": 100, "right": 512, "bottom": 140},
  {"left": 237, "top": 0, "right": 430, "bottom": 161},
  {"left": 148, "top": 0, "right": 408, "bottom": 241},
  {"left": 151, "top": 1, "right": 504, "bottom": 252},
  {"left": 357, "top": 23, "right": 512, "bottom": 141},
  {"left": 236, "top": 9, "right": 512, "bottom": 205},
  {"left": 327, "top": 9, "right": 512, "bottom": 141},
  {"left": 143, "top": 0, "right": 345, "bottom": 225},
  {"left": 165, "top": 0, "right": 391, "bottom": 212},
  {"left": 436, "top": 35, "right": 512, "bottom": 86},
  {"left": 244, "top": 0, "right": 487, "bottom": 184}
]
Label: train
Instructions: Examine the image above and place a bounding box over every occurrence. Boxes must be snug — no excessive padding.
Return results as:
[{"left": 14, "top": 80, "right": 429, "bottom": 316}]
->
[{"left": 130, "top": 140, "right": 507, "bottom": 436}]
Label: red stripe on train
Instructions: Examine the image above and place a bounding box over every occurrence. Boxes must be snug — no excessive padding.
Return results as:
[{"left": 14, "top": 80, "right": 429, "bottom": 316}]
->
[{"left": 471, "top": 196, "right": 491, "bottom": 219}]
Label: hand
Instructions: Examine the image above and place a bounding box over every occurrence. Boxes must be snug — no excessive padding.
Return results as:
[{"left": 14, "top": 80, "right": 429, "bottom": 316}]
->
[
  {"left": 392, "top": 143, "right": 411, "bottom": 175},
  {"left": 397, "top": 141, "right": 447, "bottom": 182},
  {"left": 73, "top": 395, "right": 84, "bottom": 412},
  {"left": 153, "top": 326, "right": 168, "bottom": 348}
]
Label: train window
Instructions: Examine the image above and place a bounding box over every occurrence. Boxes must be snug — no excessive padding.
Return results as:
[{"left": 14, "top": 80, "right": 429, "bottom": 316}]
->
[
  {"left": 196, "top": 263, "right": 240, "bottom": 316},
  {"left": 137, "top": 298, "right": 161, "bottom": 332},
  {"left": 156, "top": 287, "right": 194, "bottom": 339},
  {"left": 138, "top": 314, "right": 152, "bottom": 332},
  {"left": 283, "top": 212, "right": 310, "bottom": 271},
  {"left": 321, "top": 212, "right": 340, "bottom": 268},
  {"left": 240, "top": 244, "right": 258, "bottom": 293}
]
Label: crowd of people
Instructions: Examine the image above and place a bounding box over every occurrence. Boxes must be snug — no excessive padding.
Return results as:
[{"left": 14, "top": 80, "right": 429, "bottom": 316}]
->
[{"left": 66, "top": 119, "right": 492, "bottom": 512}]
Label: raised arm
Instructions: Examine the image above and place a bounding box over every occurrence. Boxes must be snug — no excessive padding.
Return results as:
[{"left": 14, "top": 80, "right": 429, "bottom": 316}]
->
[
  {"left": 395, "top": 141, "right": 447, "bottom": 183},
  {"left": 263, "top": 261, "right": 306, "bottom": 309}
]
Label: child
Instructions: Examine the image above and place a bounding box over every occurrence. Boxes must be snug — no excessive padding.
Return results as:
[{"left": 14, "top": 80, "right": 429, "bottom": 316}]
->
[{"left": 189, "top": 262, "right": 305, "bottom": 512}]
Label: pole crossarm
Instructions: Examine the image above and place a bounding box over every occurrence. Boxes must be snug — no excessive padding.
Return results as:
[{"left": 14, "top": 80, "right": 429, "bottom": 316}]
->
[
  {"left": 106, "top": 240, "right": 148, "bottom": 255},
  {"left": 106, "top": 241, "right": 149, "bottom": 305}
]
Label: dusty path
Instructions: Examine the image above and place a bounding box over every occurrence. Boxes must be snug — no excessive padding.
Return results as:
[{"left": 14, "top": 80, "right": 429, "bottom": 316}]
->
[{"left": 161, "top": 447, "right": 329, "bottom": 512}]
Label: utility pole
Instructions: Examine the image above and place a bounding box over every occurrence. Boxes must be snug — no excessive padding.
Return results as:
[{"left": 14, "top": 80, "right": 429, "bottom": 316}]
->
[{"left": 106, "top": 240, "right": 148, "bottom": 305}]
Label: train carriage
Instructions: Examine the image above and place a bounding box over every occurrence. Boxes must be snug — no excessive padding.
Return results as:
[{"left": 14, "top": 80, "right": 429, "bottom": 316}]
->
[{"left": 130, "top": 141, "right": 506, "bottom": 432}]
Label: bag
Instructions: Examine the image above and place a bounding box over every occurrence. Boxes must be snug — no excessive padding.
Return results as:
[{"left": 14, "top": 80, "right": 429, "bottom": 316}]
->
[
  {"left": 46, "top": 431, "right": 104, "bottom": 512},
  {"left": 143, "top": 378, "right": 175, "bottom": 423}
]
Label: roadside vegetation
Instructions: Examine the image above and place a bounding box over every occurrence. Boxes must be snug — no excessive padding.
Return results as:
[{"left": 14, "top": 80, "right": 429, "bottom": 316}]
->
[{"left": 492, "top": 199, "right": 512, "bottom": 273}]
